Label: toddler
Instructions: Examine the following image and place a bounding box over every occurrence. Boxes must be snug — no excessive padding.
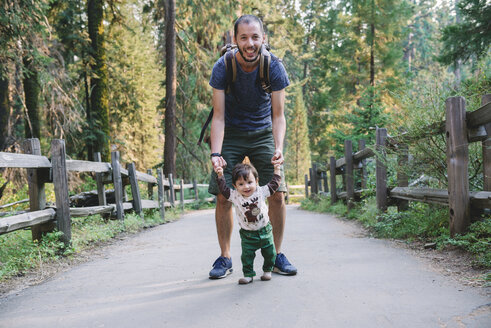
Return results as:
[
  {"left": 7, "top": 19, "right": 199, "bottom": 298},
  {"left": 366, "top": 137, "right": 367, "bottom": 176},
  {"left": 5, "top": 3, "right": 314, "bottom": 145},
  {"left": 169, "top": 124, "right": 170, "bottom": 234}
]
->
[{"left": 215, "top": 162, "right": 281, "bottom": 284}]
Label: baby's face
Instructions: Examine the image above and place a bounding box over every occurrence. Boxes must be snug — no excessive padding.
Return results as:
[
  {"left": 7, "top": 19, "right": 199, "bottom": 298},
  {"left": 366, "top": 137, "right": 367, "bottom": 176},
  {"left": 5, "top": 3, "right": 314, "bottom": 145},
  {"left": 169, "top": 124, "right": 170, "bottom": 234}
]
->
[{"left": 233, "top": 172, "right": 258, "bottom": 197}]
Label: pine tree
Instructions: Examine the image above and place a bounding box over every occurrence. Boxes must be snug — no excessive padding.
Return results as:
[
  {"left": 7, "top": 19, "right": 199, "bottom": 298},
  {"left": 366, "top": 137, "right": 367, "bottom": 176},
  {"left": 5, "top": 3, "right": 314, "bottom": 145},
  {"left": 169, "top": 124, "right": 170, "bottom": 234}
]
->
[
  {"left": 438, "top": 0, "right": 491, "bottom": 65},
  {"left": 106, "top": 0, "right": 163, "bottom": 170},
  {"left": 285, "top": 87, "right": 311, "bottom": 184},
  {"left": 87, "top": 0, "right": 110, "bottom": 161}
]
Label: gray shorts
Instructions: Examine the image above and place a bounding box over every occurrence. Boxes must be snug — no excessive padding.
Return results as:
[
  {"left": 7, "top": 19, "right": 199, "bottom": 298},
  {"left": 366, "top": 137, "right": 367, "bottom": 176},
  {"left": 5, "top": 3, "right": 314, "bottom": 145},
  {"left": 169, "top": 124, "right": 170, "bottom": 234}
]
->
[{"left": 208, "top": 127, "right": 287, "bottom": 195}]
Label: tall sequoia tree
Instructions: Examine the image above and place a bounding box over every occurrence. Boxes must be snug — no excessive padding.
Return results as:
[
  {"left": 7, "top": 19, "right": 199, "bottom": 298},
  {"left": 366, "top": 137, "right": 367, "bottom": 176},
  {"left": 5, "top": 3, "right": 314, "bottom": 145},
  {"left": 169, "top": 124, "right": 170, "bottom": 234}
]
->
[
  {"left": 0, "top": 66, "right": 8, "bottom": 150},
  {"left": 162, "top": 0, "right": 177, "bottom": 176},
  {"left": 22, "top": 57, "right": 41, "bottom": 139},
  {"left": 285, "top": 87, "right": 311, "bottom": 184},
  {"left": 87, "top": 0, "right": 110, "bottom": 161}
]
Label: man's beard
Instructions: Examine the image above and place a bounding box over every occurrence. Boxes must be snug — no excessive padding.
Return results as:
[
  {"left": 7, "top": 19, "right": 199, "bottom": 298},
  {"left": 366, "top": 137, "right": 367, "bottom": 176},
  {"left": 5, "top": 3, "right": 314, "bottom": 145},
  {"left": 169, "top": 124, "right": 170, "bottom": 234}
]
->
[{"left": 238, "top": 46, "right": 260, "bottom": 63}]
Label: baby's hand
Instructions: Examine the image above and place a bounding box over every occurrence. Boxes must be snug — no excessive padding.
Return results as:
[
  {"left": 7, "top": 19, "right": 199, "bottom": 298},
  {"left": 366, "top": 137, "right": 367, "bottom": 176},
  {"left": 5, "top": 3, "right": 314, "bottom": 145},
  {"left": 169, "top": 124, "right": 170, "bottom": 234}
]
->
[
  {"left": 273, "top": 164, "right": 281, "bottom": 174},
  {"left": 215, "top": 166, "right": 224, "bottom": 177}
]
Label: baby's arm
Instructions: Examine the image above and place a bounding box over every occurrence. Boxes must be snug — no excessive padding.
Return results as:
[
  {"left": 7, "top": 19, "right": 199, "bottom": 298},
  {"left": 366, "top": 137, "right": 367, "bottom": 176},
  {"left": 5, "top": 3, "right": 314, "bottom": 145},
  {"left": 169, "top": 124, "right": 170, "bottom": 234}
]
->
[
  {"left": 215, "top": 166, "right": 231, "bottom": 199},
  {"left": 266, "top": 164, "right": 282, "bottom": 195}
]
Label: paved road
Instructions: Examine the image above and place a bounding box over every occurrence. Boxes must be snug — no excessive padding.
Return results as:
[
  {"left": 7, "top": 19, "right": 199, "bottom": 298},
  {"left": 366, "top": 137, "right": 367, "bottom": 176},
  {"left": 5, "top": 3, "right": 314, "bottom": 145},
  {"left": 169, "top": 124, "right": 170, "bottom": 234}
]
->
[{"left": 0, "top": 205, "right": 489, "bottom": 328}]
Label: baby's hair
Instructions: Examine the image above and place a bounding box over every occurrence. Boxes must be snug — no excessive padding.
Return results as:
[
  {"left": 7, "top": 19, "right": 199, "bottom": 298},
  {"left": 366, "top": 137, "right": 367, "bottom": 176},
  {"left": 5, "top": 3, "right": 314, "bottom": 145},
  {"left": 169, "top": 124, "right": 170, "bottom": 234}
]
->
[{"left": 232, "top": 163, "right": 258, "bottom": 184}]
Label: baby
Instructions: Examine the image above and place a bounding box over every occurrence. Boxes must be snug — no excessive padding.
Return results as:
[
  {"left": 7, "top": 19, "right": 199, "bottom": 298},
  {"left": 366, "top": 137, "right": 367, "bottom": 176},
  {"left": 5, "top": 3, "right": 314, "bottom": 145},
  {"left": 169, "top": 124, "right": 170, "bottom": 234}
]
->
[{"left": 215, "top": 162, "right": 281, "bottom": 284}]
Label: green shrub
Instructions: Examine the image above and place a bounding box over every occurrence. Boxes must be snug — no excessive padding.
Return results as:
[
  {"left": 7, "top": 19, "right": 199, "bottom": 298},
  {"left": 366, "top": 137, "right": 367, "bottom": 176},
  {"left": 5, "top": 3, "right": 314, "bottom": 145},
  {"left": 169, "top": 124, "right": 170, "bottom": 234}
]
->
[{"left": 301, "top": 195, "right": 491, "bottom": 269}]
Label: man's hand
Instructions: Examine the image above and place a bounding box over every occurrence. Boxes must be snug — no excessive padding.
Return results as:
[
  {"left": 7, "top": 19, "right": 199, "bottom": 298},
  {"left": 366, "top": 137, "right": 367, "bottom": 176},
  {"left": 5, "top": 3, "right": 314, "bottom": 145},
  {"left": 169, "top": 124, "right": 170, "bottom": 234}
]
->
[
  {"left": 271, "top": 149, "right": 284, "bottom": 166},
  {"left": 211, "top": 156, "right": 227, "bottom": 172}
]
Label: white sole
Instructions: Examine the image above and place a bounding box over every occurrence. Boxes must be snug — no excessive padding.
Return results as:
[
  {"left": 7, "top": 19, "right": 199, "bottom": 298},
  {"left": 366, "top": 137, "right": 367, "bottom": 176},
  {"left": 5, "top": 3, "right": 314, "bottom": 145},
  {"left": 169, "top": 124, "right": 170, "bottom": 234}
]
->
[
  {"left": 273, "top": 267, "right": 297, "bottom": 276},
  {"left": 209, "top": 268, "right": 233, "bottom": 279}
]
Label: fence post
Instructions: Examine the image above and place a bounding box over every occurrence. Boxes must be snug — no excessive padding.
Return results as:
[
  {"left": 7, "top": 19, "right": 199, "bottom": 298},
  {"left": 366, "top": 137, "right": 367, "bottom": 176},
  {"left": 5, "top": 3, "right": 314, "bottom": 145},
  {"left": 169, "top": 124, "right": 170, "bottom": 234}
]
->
[
  {"left": 147, "top": 169, "right": 154, "bottom": 200},
  {"left": 322, "top": 171, "right": 328, "bottom": 193},
  {"left": 330, "top": 156, "right": 337, "bottom": 204},
  {"left": 157, "top": 168, "right": 165, "bottom": 221},
  {"left": 23, "top": 138, "right": 53, "bottom": 241},
  {"left": 127, "top": 163, "right": 142, "bottom": 216},
  {"left": 51, "top": 140, "right": 71, "bottom": 246},
  {"left": 397, "top": 142, "right": 409, "bottom": 212},
  {"left": 304, "top": 174, "right": 309, "bottom": 198},
  {"left": 111, "top": 151, "right": 124, "bottom": 221},
  {"left": 193, "top": 179, "right": 199, "bottom": 201},
  {"left": 446, "top": 96, "right": 470, "bottom": 236},
  {"left": 168, "top": 173, "right": 175, "bottom": 206},
  {"left": 94, "top": 152, "right": 107, "bottom": 206},
  {"left": 180, "top": 179, "right": 184, "bottom": 212},
  {"left": 312, "top": 163, "right": 318, "bottom": 194},
  {"left": 358, "top": 139, "right": 367, "bottom": 189},
  {"left": 482, "top": 94, "right": 491, "bottom": 191},
  {"left": 376, "top": 128, "right": 388, "bottom": 212},
  {"left": 285, "top": 181, "right": 290, "bottom": 204},
  {"left": 345, "top": 139, "right": 354, "bottom": 209}
]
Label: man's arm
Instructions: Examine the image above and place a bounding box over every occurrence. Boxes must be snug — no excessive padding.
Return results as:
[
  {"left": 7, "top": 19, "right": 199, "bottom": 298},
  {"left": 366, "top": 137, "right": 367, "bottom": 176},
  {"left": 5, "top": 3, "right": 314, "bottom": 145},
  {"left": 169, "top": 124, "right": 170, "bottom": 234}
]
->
[
  {"left": 271, "top": 88, "right": 286, "bottom": 165},
  {"left": 210, "top": 88, "right": 227, "bottom": 169}
]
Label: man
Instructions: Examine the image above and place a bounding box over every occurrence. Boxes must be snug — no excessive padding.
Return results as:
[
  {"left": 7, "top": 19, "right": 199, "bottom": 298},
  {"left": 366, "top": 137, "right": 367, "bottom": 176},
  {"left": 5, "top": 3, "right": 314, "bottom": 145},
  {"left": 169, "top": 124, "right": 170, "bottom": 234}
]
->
[{"left": 208, "top": 14, "right": 297, "bottom": 279}]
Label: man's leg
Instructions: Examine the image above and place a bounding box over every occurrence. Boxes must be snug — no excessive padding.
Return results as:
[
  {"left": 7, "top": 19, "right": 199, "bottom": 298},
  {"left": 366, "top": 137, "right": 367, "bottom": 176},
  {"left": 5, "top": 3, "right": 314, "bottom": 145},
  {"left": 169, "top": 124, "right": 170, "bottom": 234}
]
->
[
  {"left": 216, "top": 193, "right": 233, "bottom": 258},
  {"left": 269, "top": 191, "right": 297, "bottom": 275},
  {"left": 209, "top": 194, "right": 234, "bottom": 279},
  {"left": 268, "top": 191, "right": 286, "bottom": 253}
]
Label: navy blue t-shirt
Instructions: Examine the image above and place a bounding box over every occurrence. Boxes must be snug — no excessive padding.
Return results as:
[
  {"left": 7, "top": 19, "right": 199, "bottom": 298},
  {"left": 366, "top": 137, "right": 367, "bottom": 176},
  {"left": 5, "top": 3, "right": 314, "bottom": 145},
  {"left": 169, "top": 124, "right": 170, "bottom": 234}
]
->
[{"left": 209, "top": 51, "right": 290, "bottom": 131}]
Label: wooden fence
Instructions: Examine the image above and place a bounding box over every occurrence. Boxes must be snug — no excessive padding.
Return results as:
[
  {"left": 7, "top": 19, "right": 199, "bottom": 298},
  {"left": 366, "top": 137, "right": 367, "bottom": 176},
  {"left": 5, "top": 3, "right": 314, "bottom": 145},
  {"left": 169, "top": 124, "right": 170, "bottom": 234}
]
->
[
  {"left": 305, "top": 94, "right": 491, "bottom": 236},
  {"left": 0, "top": 139, "right": 214, "bottom": 245}
]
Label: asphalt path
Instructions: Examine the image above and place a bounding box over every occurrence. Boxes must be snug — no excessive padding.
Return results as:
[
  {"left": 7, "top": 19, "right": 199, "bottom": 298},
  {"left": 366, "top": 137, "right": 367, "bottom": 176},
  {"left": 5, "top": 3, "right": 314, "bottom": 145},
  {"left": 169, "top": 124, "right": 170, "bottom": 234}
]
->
[{"left": 0, "top": 205, "right": 489, "bottom": 328}]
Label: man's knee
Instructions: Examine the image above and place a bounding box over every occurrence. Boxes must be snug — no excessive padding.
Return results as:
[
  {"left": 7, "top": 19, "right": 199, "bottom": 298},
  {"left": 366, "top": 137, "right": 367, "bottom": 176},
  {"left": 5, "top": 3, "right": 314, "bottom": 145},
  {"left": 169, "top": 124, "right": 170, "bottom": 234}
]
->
[
  {"left": 216, "top": 193, "right": 232, "bottom": 210},
  {"left": 268, "top": 191, "right": 285, "bottom": 207}
]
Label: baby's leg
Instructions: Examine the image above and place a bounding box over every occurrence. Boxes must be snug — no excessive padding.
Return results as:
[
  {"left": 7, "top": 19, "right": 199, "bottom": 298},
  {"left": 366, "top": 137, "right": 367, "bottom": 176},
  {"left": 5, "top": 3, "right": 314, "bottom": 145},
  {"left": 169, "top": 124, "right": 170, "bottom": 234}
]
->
[{"left": 261, "top": 242, "right": 276, "bottom": 281}]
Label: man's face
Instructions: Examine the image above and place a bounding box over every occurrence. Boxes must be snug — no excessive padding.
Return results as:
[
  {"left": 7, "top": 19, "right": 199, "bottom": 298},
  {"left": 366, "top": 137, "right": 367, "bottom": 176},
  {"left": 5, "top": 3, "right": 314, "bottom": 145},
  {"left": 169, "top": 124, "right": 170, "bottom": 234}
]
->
[{"left": 234, "top": 21, "right": 265, "bottom": 63}]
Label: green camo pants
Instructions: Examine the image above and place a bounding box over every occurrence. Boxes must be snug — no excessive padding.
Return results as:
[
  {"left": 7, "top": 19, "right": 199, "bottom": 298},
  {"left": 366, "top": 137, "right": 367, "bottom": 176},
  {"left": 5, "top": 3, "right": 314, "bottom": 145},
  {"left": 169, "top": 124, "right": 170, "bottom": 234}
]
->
[{"left": 239, "top": 223, "right": 276, "bottom": 277}]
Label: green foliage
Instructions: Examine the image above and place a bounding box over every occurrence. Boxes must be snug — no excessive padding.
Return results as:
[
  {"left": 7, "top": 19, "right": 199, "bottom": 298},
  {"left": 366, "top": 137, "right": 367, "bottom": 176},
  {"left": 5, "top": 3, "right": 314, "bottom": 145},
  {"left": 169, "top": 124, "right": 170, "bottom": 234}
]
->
[
  {"left": 438, "top": 0, "right": 491, "bottom": 65},
  {"left": 373, "top": 203, "right": 448, "bottom": 240},
  {"left": 301, "top": 196, "right": 491, "bottom": 269},
  {"left": 0, "top": 207, "right": 185, "bottom": 281},
  {"left": 305, "top": 0, "right": 410, "bottom": 161},
  {"left": 285, "top": 86, "right": 311, "bottom": 184},
  {"left": 0, "top": 230, "right": 68, "bottom": 281},
  {"left": 106, "top": 0, "right": 163, "bottom": 170},
  {"left": 396, "top": 63, "right": 491, "bottom": 189},
  {"left": 438, "top": 219, "right": 491, "bottom": 268}
]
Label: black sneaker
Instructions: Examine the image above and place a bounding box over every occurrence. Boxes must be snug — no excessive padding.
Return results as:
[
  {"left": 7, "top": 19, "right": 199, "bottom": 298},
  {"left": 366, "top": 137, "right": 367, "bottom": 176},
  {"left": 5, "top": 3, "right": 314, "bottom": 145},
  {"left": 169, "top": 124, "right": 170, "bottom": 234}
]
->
[
  {"left": 209, "top": 256, "right": 233, "bottom": 279},
  {"left": 273, "top": 253, "right": 297, "bottom": 275}
]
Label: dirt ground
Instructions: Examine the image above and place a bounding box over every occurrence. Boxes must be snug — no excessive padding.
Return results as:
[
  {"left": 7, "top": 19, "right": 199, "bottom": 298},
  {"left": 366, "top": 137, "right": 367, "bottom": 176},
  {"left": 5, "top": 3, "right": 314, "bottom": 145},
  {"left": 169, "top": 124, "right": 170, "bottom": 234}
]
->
[{"left": 1, "top": 218, "right": 489, "bottom": 299}]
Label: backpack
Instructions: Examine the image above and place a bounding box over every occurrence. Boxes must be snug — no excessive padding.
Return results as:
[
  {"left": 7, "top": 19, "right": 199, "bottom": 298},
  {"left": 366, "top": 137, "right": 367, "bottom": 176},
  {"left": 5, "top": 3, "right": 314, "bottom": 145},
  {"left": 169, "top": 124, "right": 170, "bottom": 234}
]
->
[{"left": 197, "top": 44, "right": 278, "bottom": 146}]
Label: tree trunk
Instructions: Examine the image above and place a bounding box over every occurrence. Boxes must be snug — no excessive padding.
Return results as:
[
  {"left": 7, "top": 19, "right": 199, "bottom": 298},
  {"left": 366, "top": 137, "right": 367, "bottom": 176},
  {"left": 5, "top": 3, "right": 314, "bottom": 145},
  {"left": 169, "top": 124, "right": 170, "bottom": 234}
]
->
[
  {"left": 163, "top": 0, "right": 177, "bottom": 176},
  {"left": 369, "top": 0, "right": 375, "bottom": 109},
  {"left": 87, "top": 0, "right": 110, "bottom": 161},
  {"left": 453, "top": 0, "right": 461, "bottom": 88},
  {"left": 0, "top": 65, "right": 8, "bottom": 150},
  {"left": 23, "top": 57, "right": 41, "bottom": 139}
]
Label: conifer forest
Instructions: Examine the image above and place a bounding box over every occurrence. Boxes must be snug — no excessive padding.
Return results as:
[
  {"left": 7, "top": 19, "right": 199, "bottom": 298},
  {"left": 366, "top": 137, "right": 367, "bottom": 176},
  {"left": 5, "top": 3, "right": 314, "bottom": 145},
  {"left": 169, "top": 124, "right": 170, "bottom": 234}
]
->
[{"left": 1, "top": 0, "right": 490, "bottom": 187}]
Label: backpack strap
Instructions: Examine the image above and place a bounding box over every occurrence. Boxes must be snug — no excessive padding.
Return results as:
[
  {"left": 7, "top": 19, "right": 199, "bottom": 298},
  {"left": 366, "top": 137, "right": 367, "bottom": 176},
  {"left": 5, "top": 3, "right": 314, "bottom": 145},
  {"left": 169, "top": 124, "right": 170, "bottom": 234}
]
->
[
  {"left": 197, "top": 107, "right": 214, "bottom": 146},
  {"left": 258, "top": 44, "right": 273, "bottom": 94},
  {"left": 224, "top": 46, "right": 237, "bottom": 94}
]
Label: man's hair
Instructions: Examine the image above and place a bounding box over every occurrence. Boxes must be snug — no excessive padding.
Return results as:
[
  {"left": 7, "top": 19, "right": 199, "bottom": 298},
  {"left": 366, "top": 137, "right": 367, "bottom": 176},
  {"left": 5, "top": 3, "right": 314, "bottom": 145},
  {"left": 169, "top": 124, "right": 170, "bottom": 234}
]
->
[
  {"left": 234, "top": 14, "right": 264, "bottom": 37},
  {"left": 232, "top": 163, "right": 259, "bottom": 184}
]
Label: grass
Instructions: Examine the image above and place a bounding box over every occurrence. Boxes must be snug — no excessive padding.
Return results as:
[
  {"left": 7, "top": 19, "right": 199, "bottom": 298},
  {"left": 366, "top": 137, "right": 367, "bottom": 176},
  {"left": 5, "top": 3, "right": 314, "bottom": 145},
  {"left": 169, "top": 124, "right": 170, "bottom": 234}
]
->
[
  {"left": 301, "top": 195, "right": 491, "bottom": 272},
  {"left": 0, "top": 203, "right": 212, "bottom": 282}
]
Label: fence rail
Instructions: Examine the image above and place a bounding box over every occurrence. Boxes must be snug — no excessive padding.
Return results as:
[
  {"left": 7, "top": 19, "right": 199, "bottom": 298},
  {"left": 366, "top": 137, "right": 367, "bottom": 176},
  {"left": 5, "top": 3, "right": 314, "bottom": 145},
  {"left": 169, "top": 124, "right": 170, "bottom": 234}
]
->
[
  {"left": 305, "top": 94, "right": 491, "bottom": 236},
  {"left": 0, "top": 139, "right": 214, "bottom": 244}
]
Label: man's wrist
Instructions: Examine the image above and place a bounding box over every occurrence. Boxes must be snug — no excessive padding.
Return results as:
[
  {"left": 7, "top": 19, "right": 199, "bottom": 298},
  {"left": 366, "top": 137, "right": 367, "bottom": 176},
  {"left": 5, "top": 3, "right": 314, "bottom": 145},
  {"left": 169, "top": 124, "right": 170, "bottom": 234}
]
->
[{"left": 210, "top": 153, "right": 221, "bottom": 158}]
